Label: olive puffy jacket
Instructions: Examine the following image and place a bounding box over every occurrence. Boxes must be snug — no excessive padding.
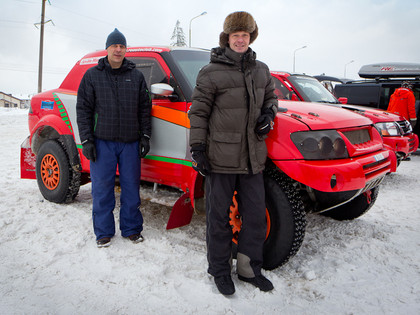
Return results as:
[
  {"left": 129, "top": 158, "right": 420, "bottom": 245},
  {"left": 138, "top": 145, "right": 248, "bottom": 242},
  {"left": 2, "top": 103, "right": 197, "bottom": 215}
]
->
[
  {"left": 188, "top": 47, "right": 278, "bottom": 174},
  {"left": 387, "top": 87, "right": 417, "bottom": 121}
]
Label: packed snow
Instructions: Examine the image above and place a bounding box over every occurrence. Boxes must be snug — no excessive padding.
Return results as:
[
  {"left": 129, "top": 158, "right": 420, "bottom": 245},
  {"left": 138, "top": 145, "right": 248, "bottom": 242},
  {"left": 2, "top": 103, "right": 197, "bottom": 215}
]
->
[{"left": 1, "top": 107, "right": 419, "bottom": 314}]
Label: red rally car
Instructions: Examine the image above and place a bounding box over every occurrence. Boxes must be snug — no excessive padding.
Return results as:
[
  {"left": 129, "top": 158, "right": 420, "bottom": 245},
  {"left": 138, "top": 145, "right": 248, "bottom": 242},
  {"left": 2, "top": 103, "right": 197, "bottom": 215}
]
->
[{"left": 21, "top": 47, "right": 397, "bottom": 270}]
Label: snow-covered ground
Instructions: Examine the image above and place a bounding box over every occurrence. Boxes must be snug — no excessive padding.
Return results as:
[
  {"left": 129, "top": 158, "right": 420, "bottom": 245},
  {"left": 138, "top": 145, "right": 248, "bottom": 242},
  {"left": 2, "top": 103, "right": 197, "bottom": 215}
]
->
[{"left": 1, "top": 107, "right": 419, "bottom": 314}]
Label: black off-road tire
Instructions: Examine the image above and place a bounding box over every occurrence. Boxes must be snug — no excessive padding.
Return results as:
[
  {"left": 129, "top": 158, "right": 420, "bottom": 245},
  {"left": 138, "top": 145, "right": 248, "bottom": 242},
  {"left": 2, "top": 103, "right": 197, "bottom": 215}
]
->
[
  {"left": 230, "top": 170, "right": 306, "bottom": 270},
  {"left": 320, "top": 186, "right": 379, "bottom": 220},
  {"left": 35, "top": 140, "right": 81, "bottom": 203},
  {"left": 262, "top": 170, "right": 306, "bottom": 269}
]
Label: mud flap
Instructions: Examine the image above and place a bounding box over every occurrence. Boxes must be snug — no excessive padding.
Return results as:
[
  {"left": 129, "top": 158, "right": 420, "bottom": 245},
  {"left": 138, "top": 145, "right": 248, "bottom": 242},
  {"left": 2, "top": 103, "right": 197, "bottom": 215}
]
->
[
  {"left": 20, "top": 136, "right": 37, "bottom": 179},
  {"left": 166, "top": 192, "right": 194, "bottom": 230},
  {"left": 387, "top": 148, "right": 398, "bottom": 173}
]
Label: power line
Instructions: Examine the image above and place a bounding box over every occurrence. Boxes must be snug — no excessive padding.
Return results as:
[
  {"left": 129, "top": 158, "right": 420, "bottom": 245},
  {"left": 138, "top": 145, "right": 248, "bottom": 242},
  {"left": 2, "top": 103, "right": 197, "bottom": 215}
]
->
[
  {"left": 47, "top": 26, "right": 103, "bottom": 46},
  {"left": 51, "top": 4, "right": 117, "bottom": 27},
  {"left": 13, "top": 0, "right": 38, "bottom": 3},
  {"left": 50, "top": 3, "right": 158, "bottom": 42},
  {"left": 0, "top": 19, "right": 33, "bottom": 24},
  {"left": 0, "top": 67, "right": 65, "bottom": 75},
  {"left": 0, "top": 63, "right": 68, "bottom": 75}
]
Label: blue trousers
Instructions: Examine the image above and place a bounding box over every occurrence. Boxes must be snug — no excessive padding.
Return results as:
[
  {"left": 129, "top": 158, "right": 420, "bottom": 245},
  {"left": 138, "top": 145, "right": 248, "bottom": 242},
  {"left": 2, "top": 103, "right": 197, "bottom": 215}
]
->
[{"left": 90, "top": 139, "right": 143, "bottom": 240}]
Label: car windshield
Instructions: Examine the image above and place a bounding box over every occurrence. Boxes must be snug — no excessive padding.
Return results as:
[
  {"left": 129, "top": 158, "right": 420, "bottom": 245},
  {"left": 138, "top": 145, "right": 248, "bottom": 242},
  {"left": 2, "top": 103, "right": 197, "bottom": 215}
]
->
[
  {"left": 170, "top": 49, "right": 210, "bottom": 90},
  {"left": 289, "top": 76, "right": 339, "bottom": 103}
]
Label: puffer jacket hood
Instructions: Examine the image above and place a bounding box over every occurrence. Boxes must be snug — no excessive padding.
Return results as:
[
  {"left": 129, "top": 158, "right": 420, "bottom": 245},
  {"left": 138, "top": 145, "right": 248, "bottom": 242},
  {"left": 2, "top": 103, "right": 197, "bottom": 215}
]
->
[
  {"left": 393, "top": 88, "right": 411, "bottom": 98},
  {"left": 210, "top": 46, "right": 256, "bottom": 68}
]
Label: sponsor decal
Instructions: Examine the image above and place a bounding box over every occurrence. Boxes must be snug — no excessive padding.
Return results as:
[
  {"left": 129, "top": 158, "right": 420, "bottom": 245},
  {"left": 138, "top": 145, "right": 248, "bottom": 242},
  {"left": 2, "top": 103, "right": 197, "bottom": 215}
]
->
[
  {"left": 80, "top": 56, "right": 103, "bottom": 65},
  {"left": 380, "top": 67, "right": 395, "bottom": 72},
  {"left": 41, "top": 101, "right": 54, "bottom": 110},
  {"left": 127, "top": 47, "right": 165, "bottom": 53},
  {"left": 380, "top": 65, "right": 420, "bottom": 72},
  {"left": 52, "top": 93, "right": 73, "bottom": 133},
  {"left": 374, "top": 153, "right": 385, "bottom": 162}
]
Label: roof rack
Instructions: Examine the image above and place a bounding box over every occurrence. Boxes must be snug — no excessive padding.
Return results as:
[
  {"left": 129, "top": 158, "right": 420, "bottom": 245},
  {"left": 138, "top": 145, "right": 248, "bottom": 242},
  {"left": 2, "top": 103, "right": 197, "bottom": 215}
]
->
[{"left": 358, "top": 62, "right": 420, "bottom": 79}]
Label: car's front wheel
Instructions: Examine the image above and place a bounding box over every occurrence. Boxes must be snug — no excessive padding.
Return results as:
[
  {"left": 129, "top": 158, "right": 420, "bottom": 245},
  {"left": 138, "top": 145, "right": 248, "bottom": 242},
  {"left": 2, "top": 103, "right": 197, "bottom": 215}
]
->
[
  {"left": 36, "top": 140, "right": 81, "bottom": 203},
  {"left": 230, "top": 170, "right": 306, "bottom": 270}
]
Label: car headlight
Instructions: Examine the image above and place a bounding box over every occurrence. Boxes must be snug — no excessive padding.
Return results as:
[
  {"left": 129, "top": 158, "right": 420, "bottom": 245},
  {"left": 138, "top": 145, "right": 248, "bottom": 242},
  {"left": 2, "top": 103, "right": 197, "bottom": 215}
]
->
[
  {"left": 374, "top": 122, "right": 402, "bottom": 136},
  {"left": 291, "top": 130, "right": 349, "bottom": 160}
]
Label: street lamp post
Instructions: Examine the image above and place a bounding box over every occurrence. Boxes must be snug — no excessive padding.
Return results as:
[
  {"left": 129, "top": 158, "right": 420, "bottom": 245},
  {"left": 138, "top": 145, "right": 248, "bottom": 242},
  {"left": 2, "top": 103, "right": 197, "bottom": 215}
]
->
[
  {"left": 344, "top": 60, "right": 354, "bottom": 77},
  {"left": 189, "top": 11, "right": 207, "bottom": 47},
  {"left": 293, "top": 45, "right": 307, "bottom": 73}
]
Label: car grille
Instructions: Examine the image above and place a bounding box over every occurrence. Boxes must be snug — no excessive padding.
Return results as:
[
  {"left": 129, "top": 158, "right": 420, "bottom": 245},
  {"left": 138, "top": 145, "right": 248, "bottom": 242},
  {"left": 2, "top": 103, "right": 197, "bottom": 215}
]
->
[
  {"left": 397, "top": 120, "right": 412, "bottom": 135},
  {"left": 340, "top": 126, "right": 391, "bottom": 179},
  {"left": 341, "top": 128, "right": 371, "bottom": 145}
]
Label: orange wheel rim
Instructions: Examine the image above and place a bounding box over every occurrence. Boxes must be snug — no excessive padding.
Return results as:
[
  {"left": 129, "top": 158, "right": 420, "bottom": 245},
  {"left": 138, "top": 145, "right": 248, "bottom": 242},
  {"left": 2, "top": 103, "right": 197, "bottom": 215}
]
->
[
  {"left": 40, "top": 154, "right": 60, "bottom": 190},
  {"left": 229, "top": 191, "right": 271, "bottom": 245}
]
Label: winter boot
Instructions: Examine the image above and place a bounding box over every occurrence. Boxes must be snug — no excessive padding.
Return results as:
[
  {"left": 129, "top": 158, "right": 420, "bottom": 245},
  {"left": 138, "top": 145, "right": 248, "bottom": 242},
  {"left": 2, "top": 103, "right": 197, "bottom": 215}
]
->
[
  {"left": 238, "top": 274, "right": 274, "bottom": 292},
  {"left": 126, "top": 233, "right": 144, "bottom": 243},
  {"left": 96, "top": 237, "right": 111, "bottom": 248},
  {"left": 214, "top": 275, "right": 235, "bottom": 295}
]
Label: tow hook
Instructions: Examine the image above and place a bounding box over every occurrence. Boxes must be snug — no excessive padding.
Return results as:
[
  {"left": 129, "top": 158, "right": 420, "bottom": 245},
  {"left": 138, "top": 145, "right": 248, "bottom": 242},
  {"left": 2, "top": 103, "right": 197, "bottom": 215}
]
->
[{"left": 364, "top": 190, "right": 372, "bottom": 204}]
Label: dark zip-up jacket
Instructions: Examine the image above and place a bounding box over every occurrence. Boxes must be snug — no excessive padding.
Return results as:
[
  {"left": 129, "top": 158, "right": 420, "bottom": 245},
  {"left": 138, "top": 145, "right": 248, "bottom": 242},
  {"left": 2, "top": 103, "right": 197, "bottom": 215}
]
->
[
  {"left": 76, "top": 57, "right": 151, "bottom": 143},
  {"left": 189, "top": 47, "right": 277, "bottom": 174}
]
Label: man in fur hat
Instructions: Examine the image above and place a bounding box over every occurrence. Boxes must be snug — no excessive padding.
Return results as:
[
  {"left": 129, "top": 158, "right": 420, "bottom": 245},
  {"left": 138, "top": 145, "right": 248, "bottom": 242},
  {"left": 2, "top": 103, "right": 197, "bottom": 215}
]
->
[{"left": 188, "top": 11, "right": 278, "bottom": 295}]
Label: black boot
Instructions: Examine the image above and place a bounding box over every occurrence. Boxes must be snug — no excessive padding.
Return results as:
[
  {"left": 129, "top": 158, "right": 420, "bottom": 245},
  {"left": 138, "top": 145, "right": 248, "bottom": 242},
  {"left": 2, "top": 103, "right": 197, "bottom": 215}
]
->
[
  {"left": 214, "top": 275, "right": 235, "bottom": 295},
  {"left": 238, "top": 274, "right": 274, "bottom": 292}
]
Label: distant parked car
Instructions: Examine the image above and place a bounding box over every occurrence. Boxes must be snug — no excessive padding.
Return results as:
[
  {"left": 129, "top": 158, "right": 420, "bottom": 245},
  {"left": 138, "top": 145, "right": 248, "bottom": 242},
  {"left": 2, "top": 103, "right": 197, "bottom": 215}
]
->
[
  {"left": 332, "top": 63, "right": 420, "bottom": 140},
  {"left": 271, "top": 71, "right": 419, "bottom": 163},
  {"left": 314, "top": 75, "right": 352, "bottom": 95}
]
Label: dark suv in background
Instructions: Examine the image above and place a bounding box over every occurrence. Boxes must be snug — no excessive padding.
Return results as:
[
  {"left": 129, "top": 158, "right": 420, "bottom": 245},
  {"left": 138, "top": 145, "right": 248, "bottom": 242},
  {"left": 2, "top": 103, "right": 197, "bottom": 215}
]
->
[{"left": 330, "top": 63, "right": 420, "bottom": 139}]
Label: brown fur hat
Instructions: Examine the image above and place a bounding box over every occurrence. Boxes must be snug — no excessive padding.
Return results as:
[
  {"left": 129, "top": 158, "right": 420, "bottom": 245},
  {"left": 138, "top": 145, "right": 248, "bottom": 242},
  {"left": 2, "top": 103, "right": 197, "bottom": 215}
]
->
[{"left": 219, "top": 11, "right": 259, "bottom": 48}]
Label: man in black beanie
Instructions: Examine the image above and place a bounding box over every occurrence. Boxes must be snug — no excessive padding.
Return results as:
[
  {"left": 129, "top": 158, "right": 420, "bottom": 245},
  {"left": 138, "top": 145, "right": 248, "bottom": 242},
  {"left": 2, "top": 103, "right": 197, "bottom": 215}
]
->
[
  {"left": 188, "top": 12, "right": 277, "bottom": 295},
  {"left": 77, "top": 28, "right": 151, "bottom": 248}
]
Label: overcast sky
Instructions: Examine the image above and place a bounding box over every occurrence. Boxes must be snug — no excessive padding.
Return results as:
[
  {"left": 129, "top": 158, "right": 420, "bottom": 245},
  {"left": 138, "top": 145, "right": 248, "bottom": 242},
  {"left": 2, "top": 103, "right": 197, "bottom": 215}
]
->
[{"left": 1, "top": 0, "right": 419, "bottom": 98}]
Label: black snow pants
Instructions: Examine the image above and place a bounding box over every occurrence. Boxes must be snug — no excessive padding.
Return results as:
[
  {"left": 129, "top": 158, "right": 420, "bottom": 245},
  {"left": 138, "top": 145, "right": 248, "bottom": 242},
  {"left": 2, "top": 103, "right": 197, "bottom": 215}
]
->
[{"left": 205, "top": 172, "right": 266, "bottom": 278}]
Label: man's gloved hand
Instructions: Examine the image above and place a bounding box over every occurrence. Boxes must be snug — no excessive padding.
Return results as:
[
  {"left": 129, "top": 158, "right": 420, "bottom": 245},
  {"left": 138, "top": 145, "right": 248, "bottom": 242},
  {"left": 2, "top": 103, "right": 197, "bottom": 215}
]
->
[
  {"left": 255, "top": 108, "right": 275, "bottom": 136},
  {"left": 82, "top": 140, "right": 96, "bottom": 162},
  {"left": 410, "top": 119, "right": 417, "bottom": 129},
  {"left": 139, "top": 135, "right": 150, "bottom": 158},
  {"left": 191, "top": 144, "right": 212, "bottom": 176}
]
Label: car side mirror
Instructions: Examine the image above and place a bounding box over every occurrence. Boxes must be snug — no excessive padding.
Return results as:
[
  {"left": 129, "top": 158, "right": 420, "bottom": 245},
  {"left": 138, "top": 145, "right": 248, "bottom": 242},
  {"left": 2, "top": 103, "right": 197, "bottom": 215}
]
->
[
  {"left": 338, "top": 97, "right": 348, "bottom": 104},
  {"left": 151, "top": 83, "right": 174, "bottom": 96}
]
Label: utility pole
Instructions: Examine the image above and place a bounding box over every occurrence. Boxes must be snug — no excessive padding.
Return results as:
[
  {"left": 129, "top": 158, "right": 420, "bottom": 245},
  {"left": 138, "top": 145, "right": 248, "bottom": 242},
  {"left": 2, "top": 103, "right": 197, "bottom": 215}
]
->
[
  {"left": 37, "top": 0, "right": 46, "bottom": 93},
  {"left": 35, "top": 0, "right": 53, "bottom": 93}
]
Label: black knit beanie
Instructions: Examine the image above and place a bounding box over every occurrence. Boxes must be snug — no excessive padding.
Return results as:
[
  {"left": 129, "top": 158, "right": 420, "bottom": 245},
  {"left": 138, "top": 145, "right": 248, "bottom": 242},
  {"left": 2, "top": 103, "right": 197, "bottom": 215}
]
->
[{"left": 106, "top": 28, "right": 127, "bottom": 49}]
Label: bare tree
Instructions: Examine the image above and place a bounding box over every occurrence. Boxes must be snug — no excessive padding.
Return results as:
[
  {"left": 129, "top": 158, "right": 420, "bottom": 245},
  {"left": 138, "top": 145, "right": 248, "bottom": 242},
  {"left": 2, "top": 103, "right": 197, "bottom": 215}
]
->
[{"left": 171, "top": 20, "right": 187, "bottom": 47}]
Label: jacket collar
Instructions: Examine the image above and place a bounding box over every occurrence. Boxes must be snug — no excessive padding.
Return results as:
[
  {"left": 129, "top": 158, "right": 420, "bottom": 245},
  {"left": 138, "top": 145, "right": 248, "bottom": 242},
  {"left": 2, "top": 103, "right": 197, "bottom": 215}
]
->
[
  {"left": 210, "top": 47, "right": 256, "bottom": 68},
  {"left": 97, "top": 56, "right": 135, "bottom": 72}
]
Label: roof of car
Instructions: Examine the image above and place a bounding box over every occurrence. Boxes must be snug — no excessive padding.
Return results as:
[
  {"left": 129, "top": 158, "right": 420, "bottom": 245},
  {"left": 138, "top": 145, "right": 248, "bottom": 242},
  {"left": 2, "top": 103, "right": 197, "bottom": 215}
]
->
[
  {"left": 313, "top": 75, "right": 352, "bottom": 83},
  {"left": 358, "top": 62, "right": 420, "bottom": 79}
]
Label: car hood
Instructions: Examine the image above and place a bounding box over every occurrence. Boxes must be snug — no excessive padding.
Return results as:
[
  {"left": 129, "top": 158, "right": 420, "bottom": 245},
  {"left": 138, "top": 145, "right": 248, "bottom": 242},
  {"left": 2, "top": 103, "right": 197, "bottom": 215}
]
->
[
  {"left": 339, "top": 103, "right": 405, "bottom": 123},
  {"left": 278, "top": 100, "right": 373, "bottom": 130}
]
